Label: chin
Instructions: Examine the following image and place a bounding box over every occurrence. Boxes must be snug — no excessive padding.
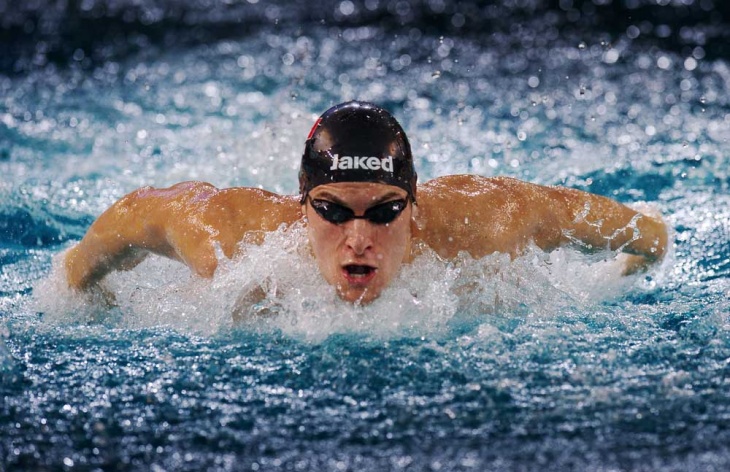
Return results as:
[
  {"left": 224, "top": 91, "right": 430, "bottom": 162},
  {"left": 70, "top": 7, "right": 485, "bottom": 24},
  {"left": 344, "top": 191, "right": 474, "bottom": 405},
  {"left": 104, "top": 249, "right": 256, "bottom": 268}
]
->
[{"left": 337, "top": 287, "right": 382, "bottom": 305}]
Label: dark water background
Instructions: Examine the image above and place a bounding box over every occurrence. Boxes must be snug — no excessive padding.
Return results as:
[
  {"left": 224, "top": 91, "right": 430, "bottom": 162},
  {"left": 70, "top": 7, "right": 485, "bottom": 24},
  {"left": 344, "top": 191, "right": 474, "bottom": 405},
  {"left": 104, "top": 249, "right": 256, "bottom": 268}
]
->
[{"left": 2, "top": 0, "right": 729, "bottom": 73}]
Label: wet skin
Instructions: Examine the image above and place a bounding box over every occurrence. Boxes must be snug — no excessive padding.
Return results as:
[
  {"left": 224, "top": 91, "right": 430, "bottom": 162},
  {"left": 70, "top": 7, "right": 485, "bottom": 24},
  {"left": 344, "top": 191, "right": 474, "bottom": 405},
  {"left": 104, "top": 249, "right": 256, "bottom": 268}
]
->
[
  {"left": 64, "top": 175, "right": 669, "bottom": 302},
  {"left": 304, "top": 183, "right": 413, "bottom": 304}
]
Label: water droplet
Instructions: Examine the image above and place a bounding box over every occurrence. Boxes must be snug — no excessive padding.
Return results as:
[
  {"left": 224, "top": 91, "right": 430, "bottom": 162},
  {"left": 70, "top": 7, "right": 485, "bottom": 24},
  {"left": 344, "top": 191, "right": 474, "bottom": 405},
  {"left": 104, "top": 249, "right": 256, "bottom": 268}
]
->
[
  {"left": 431, "top": 70, "right": 441, "bottom": 79},
  {"left": 578, "top": 41, "right": 587, "bottom": 50}
]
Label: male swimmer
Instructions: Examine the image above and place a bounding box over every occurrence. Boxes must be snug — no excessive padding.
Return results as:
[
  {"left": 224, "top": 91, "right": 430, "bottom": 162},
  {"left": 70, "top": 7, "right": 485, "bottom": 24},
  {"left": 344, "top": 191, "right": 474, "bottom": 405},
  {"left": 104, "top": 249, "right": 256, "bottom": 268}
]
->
[{"left": 64, "top": 101, "right": 668, "bottom": 304}]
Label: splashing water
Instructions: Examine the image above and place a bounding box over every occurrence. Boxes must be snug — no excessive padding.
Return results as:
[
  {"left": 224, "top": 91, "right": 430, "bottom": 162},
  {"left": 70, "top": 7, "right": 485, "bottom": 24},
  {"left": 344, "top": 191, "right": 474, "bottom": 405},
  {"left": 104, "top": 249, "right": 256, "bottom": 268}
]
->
[{"left": 35, "top": 220, "right": 648, "bottom": 342}]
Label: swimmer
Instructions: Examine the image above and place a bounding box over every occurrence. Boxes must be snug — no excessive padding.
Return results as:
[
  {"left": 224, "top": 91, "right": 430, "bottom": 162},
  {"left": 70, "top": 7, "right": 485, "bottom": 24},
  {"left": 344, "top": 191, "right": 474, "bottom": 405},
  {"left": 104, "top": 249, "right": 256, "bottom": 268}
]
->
[{"left": 64, "top": 101, "right": 668, "bottom": 304}]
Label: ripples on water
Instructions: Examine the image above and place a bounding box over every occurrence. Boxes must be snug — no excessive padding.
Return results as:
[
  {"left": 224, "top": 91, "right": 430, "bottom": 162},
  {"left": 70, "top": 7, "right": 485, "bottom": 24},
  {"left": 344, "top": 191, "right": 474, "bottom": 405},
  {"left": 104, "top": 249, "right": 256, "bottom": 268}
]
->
[{"left": 1, "top": 0, "right": 730, "bottom": 470}]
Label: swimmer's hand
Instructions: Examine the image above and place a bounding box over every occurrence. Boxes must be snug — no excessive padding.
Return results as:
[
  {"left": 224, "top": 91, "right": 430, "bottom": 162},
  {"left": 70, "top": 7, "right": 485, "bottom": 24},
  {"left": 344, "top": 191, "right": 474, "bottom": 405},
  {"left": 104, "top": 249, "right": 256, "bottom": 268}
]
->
[
  {"left": 618, "top": 253, "right": 657, "bottom": 276},
  {"left": 614, "top": 204, "right": 668, "bottom": 276},
  {"left": 550, "top": 190, "right": 669, "bottom": 275}
]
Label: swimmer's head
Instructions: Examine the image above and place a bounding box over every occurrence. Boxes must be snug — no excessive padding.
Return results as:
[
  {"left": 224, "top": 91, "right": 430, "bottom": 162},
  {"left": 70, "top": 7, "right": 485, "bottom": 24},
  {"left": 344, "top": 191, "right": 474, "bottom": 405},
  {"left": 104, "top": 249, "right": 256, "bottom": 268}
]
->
[{"left": 299, "top": 101, "right": 417, "bottom": 204}]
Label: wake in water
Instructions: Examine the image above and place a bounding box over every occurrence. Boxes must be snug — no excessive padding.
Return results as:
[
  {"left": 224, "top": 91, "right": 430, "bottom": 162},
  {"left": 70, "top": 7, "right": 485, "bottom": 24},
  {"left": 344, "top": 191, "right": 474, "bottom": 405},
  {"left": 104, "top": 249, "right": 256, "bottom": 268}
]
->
[{"left": 33, "top": 221, "right": 660, "bottom": 341}]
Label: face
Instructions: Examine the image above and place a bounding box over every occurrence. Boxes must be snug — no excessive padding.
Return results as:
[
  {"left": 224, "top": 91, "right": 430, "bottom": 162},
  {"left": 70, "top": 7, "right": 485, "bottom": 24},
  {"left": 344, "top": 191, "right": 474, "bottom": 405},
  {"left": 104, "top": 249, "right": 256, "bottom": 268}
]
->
[{"left": 303, "top": 182, "right": 414, "bottom": 304}]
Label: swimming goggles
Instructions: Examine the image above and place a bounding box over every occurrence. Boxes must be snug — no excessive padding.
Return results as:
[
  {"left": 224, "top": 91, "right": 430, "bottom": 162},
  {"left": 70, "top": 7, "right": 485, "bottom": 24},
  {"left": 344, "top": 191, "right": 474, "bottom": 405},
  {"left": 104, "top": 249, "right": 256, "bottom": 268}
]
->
[{"left": 308, "top": 197, "right": 408, "bottom": 225}]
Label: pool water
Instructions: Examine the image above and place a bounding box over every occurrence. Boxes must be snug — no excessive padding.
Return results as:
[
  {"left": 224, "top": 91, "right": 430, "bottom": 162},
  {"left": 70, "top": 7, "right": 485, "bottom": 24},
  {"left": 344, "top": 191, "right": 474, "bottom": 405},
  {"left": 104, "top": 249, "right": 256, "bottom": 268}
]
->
[{"left": 2, "top": 1, "right": 729, "bottom": 470}]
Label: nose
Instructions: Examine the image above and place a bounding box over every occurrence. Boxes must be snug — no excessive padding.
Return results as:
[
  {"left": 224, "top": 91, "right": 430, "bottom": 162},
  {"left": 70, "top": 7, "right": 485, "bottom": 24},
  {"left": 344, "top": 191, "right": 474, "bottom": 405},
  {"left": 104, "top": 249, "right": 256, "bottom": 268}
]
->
[{"left": 344, "top": 219, "right": 375, "bottom": 255}]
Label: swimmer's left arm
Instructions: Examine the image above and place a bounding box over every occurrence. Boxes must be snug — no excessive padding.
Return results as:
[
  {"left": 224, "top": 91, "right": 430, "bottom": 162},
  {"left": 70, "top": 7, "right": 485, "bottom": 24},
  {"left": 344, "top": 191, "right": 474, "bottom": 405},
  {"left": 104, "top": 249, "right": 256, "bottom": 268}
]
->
[
  {"left": 534, "top": 185, "right": 668, "bottom": 274},
  {"left": 415, "top": 175, "right": 667, "bottom": 274}
]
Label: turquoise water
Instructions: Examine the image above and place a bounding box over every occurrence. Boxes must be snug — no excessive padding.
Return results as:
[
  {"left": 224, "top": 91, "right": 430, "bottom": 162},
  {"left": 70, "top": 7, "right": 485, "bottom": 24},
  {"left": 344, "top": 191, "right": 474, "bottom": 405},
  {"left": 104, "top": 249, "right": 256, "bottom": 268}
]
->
[{"left": 2, "top": 1, "right": 730, "bottom": 470}]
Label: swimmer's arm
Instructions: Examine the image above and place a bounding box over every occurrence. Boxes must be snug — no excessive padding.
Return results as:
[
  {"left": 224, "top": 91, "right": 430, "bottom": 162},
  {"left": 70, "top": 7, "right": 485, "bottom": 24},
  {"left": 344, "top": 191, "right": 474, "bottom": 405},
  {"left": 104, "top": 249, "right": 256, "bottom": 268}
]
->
[
  {"left": 65, "top": 182, "right": 302, "bottom": 290},
  {"left": 65, "top": 182, "right": 223, "bottom": 290},
  {"left": 533, "top": 186, "right": 668, "bottom": 274}
]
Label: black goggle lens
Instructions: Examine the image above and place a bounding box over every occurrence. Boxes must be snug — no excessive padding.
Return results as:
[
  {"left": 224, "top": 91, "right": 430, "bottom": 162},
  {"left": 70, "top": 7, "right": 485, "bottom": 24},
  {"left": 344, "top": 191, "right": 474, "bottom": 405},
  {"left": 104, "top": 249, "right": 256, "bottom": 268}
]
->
[{"left": 309, "top": 198, "right": 408, "bottom": 225}]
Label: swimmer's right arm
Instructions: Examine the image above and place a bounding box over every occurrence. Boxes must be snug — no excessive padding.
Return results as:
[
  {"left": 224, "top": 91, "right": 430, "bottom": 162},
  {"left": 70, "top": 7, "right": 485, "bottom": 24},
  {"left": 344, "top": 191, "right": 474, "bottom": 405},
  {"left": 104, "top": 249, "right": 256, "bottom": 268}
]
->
[
  {"left": 64, "top": 182, "right": 302, "bottom": 290},
  {"left": 65, "top": 182, "right": 222, "bottom": 290}
]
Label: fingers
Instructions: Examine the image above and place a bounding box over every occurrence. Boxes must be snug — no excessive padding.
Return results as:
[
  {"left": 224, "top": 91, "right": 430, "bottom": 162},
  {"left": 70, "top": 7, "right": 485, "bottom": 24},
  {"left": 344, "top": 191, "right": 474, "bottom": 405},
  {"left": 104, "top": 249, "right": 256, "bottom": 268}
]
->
[
  {"left": 618, "top": 253, "right": 651, "bottom": 276},
  {"left": 64, "top": 245, "right": 87, "bottom": 290}
]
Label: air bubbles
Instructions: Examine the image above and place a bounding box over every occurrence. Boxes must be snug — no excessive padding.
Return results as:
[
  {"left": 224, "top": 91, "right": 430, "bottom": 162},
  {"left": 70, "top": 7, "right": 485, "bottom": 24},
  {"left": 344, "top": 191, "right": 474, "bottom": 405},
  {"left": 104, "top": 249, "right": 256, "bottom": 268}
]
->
[
  {"left": 451, "top": 13, "right": 466, "bottom": 28},
  {"left": 338, "top": 0, "right": 355, "bottom": 16},
  {"left": 236, "top": 55, "right": 253, "bottom": 68},
  {"left": 679, "top": 78, "right": 693, "bottom": 92},
  {"left": 603, "top": 49, "right": 619, "bottom": 64},
  {"left": 654, "top": 24, "right": 672, "bottom": 39},
  {"left": 626, "top": 25, "right": 640, "bottom": 39},
  {"left": 203, "top": 82, "right": 219, "bottom": 98},
  {"left": 656, "top": 56, "right": 672, "bottom": 70},
  {"left": 281, "top": 53, "right": 295, "bottom": 66},
  {"left": 684, "top": 57, "right": 698, "bottom": 71}
]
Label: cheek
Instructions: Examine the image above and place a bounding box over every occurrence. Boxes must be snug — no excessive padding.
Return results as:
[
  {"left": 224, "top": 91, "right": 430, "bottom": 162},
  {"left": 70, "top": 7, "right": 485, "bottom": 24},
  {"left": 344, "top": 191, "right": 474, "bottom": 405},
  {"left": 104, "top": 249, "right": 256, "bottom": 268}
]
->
[
  {"left": 308, "top": 228, "right": 326, "bottom": 260},
  {"left": 379, "top": 223, "right": 411, "bottom": 261},
  {"left": 308, "top": 224, "right": 341, "bottom": 264}
]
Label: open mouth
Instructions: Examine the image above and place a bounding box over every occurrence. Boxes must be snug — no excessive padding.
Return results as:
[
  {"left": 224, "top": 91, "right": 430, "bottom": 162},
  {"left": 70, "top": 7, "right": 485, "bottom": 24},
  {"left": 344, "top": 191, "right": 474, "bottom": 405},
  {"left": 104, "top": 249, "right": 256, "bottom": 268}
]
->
[{"left": 342, "top": 264, "right": 377, "bottom": 285}]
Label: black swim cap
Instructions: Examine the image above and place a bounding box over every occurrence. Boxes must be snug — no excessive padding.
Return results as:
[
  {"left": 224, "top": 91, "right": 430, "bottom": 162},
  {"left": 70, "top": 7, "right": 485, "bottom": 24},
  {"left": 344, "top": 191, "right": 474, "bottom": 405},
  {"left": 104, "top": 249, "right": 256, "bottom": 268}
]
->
[{"left": 299, "top": 101, "right": 417, "bottom": 203}]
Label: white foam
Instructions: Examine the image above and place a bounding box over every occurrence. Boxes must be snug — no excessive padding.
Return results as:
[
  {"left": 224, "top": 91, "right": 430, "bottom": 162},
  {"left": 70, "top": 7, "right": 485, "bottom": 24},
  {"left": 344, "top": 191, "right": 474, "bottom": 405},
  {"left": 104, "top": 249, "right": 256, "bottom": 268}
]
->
[{"left": 33, "top": 222, "right": 652, "bottom": 342}]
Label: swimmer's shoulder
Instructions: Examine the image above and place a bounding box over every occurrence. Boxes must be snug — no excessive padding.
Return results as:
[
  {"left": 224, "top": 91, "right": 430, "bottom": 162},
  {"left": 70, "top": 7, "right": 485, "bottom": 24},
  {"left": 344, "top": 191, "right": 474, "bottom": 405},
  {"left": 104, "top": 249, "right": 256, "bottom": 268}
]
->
[
  {"left": 209, "top": 185, "right": 302, "bottom": 229},
  {"left": 417, "top": 174, "right": 528, "bottom": 202},
  {"left": 414, "top": 175, "right": 536, "bottom": 258},
  {"left": 214, "top": 185, "right": 300, "bottom": 205},
  {"left": 144, "top": 182, "right": 299, "bottom": 215}
]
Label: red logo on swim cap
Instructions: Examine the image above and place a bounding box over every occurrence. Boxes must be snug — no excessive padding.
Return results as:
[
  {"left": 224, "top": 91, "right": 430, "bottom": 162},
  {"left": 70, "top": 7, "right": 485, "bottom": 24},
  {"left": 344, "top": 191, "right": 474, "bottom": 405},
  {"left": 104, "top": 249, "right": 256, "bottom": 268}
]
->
[{"left": 306, "top": 117, "right": 322, "bottom": 140}]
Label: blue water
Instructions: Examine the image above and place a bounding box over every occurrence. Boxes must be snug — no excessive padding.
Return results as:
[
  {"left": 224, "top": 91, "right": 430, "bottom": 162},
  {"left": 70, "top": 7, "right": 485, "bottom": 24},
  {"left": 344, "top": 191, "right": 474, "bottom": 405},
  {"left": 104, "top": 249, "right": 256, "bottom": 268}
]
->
[{"left": 2, "top": 1, "right": 730, "bottom": 470}]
